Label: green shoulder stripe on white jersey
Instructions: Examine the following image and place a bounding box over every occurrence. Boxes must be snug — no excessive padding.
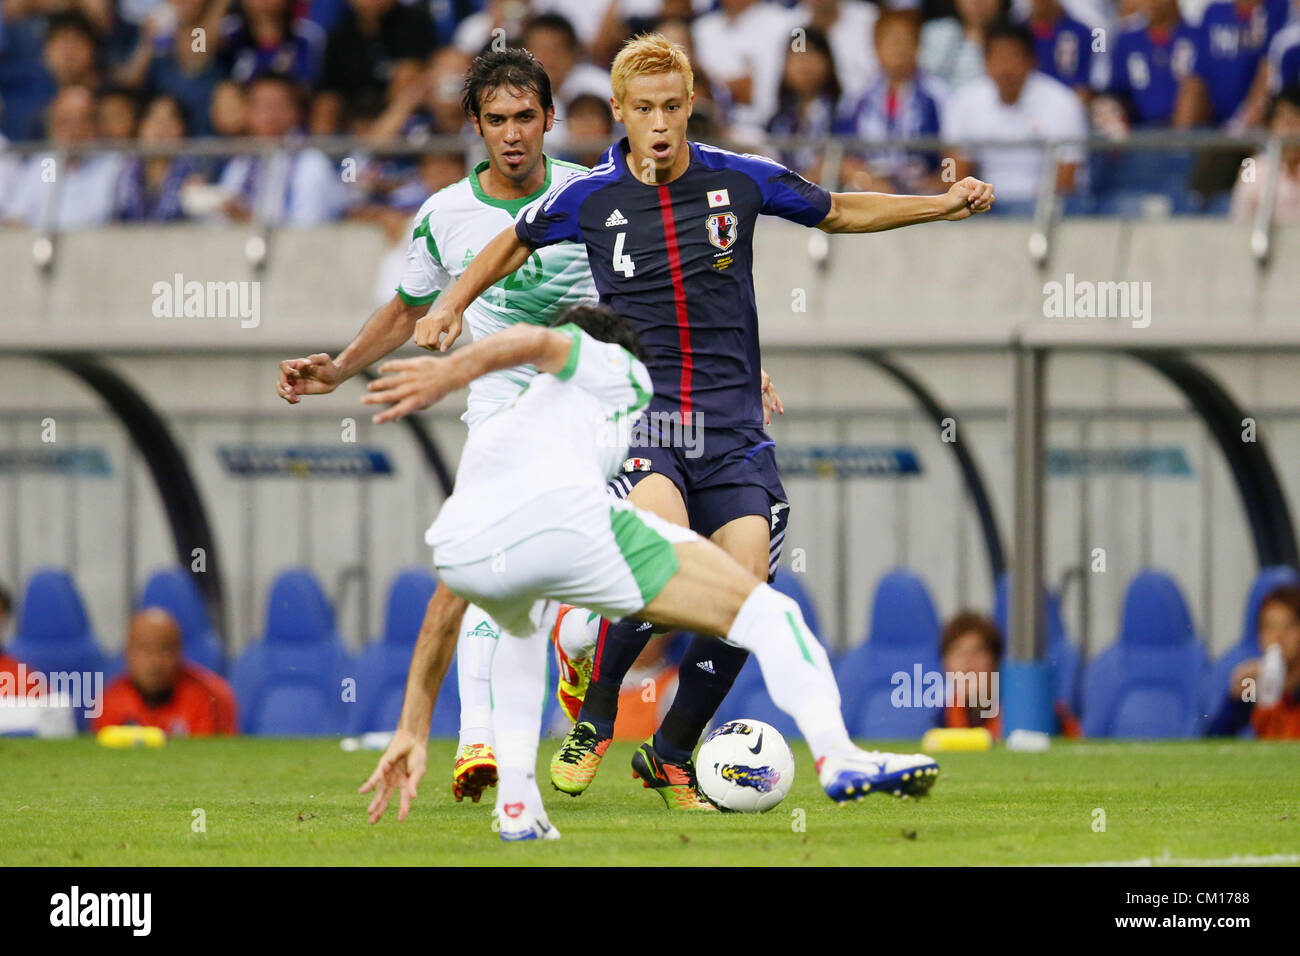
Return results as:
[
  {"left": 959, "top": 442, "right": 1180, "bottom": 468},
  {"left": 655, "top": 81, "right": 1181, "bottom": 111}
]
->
[{"left": 412, "top": 213, "right": 441, "bottom": 266}]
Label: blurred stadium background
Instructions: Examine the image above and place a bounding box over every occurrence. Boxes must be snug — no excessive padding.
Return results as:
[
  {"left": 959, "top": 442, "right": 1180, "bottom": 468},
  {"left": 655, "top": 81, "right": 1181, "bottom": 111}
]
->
[{"left": 3, "top": 0, "right": 1300, "bottom": 743}]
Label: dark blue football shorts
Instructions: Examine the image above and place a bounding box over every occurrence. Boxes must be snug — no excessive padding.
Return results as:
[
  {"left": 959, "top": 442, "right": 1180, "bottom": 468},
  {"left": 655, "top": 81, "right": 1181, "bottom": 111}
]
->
[{"left": 606, "top": 420, "right": 789, "bottom": 582}]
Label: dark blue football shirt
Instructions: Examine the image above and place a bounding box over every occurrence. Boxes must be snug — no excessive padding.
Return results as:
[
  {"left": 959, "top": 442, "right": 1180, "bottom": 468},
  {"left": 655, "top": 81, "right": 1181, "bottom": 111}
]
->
[{"left": 515, "top": 138, "right": 832, "bottom": 429}]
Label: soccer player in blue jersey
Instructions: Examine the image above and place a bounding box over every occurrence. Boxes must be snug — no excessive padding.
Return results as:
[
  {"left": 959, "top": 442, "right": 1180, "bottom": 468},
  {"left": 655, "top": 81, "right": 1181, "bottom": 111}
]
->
[{"left": 412, "top": 33, "right": 994, "bottom": 809}]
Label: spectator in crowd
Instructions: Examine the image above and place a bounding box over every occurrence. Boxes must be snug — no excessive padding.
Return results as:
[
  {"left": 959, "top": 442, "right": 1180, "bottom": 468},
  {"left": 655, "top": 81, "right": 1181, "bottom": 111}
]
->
[
  {"left": 218, "top": 0, "right": 326, "bottom": 87},
  {"left": 2, "top": 86, "right": 123, "bottom": 228},
  {"left": 943, "top": 20, "right": 1087, "bottom": 210},
  {"left": 557, "top": 92, "right": 614, "bottom": 167},
  {"left": 693, "top": 0, "right": 801, "bottom": 137},
  {"left": 43, "top": 12, "right": 104, "bottom": 102},
  {"left": 766, "top": 27, "right": 842, "bottom": 178},
  {"left": 920, "top": 0, "right": 1009, "bottom": 91},
  {"left": 1092, "top": 0, "right": 1197, "bottom": 131},
  {"left": 1231, "top": 84, "right": 1300, "bottom": 222},
  {"left": 795, "top": 0, "right": 882, "bottom": 109},
  {"left": 93, "top": 607, "right": 238, "bottom": 737},
  {"left": 1208, "top": 582, "right": 1300, "bottom": 738},
  {"left": 116, "top": 0, "right": 231, "bottom": 137},
  {"left": 837, "top": 9, "right": 946, "bottom": 193},
  {"left": 1265, "top": 0, "right": 1300, "bottom": 97},
  {"left": 0, "top": 582, "right": 23, "bottom": 690},
  {"left": 208, "top": 77, "right": 247, "bottom": 137},
  {"left": 520, "top": 13, "right": 610, "bottom": 145},
  {"left": 215, "top": 71, "right": 344, "bottom": 226},
  {"left": 0, "top": 6, "right": 59, "bottom": 141},
  {"left": 1020, "top": 0, "right": 1095, "bottom": 96},
  {"left": 360, "top": 46, "right": 474, "bottom": 142},
  {"left": 96, "top": 85, "right": 141, "bottom": 139},
  {"left": 315, "top": 0, "right": 436, "bottom": 134},
  {"left": 937, "top": 611, "right": 1002, "bottom": 738},
  {"left": 114, "top": 93, "right": 200, "bottom": 221},
  {"left": 452, "top": 0, "right": 531, "bottom": 56},
  {"left": 1174, "top": 0, "right": 1289, "bottom": 130}
]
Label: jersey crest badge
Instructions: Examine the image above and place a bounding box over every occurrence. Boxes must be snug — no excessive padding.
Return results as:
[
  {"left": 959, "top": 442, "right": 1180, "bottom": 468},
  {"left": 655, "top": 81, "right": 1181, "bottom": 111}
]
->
[
  {"left": 706, "top": 212, "right": 738, "bottom": 251},
  {"left": 623, "top": 457, "right": 652, "bottom": 473}
]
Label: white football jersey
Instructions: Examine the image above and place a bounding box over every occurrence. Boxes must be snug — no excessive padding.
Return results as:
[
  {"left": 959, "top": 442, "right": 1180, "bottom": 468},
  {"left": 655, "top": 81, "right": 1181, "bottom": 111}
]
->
[{"left": 397, "top": 156, "right": 597, "bottom": 426}]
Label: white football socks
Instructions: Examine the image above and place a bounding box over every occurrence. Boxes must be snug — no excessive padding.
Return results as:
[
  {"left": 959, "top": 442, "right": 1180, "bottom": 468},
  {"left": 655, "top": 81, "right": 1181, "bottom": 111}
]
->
[
  {"left": 489, "top": 618, "right": 550, "bottom": 813},
  {"left": 724, "top": 583, "right": 854, "bottom": 761},
  {"left": 457, "top": 603, "right": 499, "bottom": 749},
  {"left": 557, "top": 606, "right": 602, "bottom": 660}
]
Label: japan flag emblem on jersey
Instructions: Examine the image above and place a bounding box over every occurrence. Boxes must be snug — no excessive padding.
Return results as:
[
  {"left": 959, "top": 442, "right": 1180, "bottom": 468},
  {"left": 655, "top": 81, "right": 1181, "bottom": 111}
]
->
[
  {"left": 705, "top": 211, "right": 738, "bottom": 251},
  {"left": 707, "top": 188, "right": 730, "bottom": 208}
]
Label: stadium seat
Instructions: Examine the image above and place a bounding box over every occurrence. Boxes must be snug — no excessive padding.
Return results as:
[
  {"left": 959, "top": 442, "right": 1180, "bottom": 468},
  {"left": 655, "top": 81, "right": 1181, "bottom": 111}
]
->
[
  {"left": 138, "top": 566, "right": 225, "bottom": 673},
  {"left": 1201, "top": 565, "right": 1300, "bottom": 735},
  {"left": 837, "top": 569, "right": 943, "bottom": 739},
  {"left": 8, "top": 568, "right": 106, "bottom": 678},
  {"left": 993, "top": 573, "right": 1082, "bottom": 716},
  {"left": 347, "top": 568, "right": 463, "bottom": 736},
  {"left": 230, "top": 568, "right": 353, "bottom": 736},
  {"left": 1081, "top": 569, "right": 1208, "bottom": 738}
]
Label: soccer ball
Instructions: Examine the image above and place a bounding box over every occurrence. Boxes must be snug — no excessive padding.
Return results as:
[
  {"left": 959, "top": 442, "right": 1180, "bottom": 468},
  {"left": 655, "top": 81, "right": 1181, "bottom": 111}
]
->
[{"left": 696, "top": 718, "right": 795, "bottom": 812}]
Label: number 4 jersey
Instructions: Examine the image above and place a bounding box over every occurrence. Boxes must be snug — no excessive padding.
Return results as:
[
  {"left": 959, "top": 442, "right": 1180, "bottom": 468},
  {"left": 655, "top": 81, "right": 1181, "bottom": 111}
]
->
[
  {"left": 397, "top": 156, "right": 598, "bottom": 427},
  {"left": 515, "top": 138, "right": 832, "bottom": 429}
]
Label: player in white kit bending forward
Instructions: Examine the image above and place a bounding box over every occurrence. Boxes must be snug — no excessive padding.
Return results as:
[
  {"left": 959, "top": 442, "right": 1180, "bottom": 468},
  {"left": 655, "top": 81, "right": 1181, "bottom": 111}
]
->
[{"left": 358, "top": 304, "right": 939, "bottom": 841}]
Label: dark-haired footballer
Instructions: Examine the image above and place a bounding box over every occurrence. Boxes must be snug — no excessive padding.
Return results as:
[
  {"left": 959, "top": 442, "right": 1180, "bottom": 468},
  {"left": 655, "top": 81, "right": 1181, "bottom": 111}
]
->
[
  {"left": 276, "top": 48, "right": 595, "bottom": 803},
  {"left": 410, "top": 33, "right": 994, "bottom": 810}
]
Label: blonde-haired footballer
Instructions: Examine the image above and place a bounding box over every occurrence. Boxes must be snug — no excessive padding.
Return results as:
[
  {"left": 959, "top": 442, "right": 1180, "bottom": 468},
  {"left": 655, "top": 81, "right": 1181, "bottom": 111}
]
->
[{"left": 407, "top": 32, "right": 995, "bottom": 811}]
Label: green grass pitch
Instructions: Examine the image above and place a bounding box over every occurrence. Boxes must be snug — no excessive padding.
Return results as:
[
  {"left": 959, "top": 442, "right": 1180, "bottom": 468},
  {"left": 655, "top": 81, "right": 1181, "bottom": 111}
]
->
[{"left": 1, "top": 737, "right": 1297, "bottom": 866}]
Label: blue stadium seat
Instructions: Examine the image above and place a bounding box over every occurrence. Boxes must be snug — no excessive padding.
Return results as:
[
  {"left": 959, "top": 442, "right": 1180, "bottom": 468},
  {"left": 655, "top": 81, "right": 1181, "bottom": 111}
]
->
[
  {"left": 347, "top": 568, "right": 462, "bottom": 736},
  {"left": 1081, "top": 569, "right": 1207, "bottom": 738},
  {"left": 993, "top": 573, "right": 1081, "bottom": 715},
  {"left": 231, "top": 568, "right": 353, "bottom": 736},
  {"left": 8, "top": 568, "right": 106, "bottom": 677},
  {"left": 138, "top": 566, "right": 224, "bottom": 673},
  {"left": 771, "top": 568, "right": 823, "bottom": 638},
  {"left": 1201, "top": 565, "right": 1300, "bottom": 734},
  {"left": 837, "top": 569, "right": 943, "bottom": 739}
]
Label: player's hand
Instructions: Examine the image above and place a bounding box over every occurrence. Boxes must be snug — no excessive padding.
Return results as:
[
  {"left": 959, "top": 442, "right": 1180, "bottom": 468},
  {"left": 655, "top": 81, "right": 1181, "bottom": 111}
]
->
[
  {"left": 761, "top": 368, "right": 784, "bottom": 426},
  {"left": 358, "top": 729, "right": 428, "bottom": 823},
  {"left": 413, "top": 303, "right": 464, "bottom": 352},
  {"left": 939, "top": 177, "right": 995, "bottom": 220},
  {"left": 362, "top": 356, "right": 456, "bottom": 423},
  {"left": 278, "top": 353, "right": 342, "bottom": 403}
]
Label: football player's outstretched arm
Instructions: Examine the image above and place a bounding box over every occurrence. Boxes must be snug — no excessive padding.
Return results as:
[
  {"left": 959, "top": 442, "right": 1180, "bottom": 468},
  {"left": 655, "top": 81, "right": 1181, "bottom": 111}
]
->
[
  {"left": 362, "top": 324, "right": 574, "bottom": 423},
  {"left": 817, "top": 176, "right": 996, "bottom": 233},
  {"left": 413, "top": 226, "right": 537, "bottom": 352},
  {"left": 277, "top": 294, "right": 430, "bottom": 403}
]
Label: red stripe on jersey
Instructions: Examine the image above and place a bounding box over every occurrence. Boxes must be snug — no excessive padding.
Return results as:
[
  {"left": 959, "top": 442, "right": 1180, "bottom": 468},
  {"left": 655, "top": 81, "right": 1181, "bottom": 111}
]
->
[
  {"left": 657, "top": 184, "right": 693, "bottom": 418},
  {"left": 591, "top": 617, "right": 612, "bottom": 682}
]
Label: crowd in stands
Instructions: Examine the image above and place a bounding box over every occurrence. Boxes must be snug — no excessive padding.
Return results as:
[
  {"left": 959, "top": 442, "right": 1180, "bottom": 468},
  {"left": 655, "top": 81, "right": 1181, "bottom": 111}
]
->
[{"left": 3, "top": 0, "right": 1300, "bottom": 227}]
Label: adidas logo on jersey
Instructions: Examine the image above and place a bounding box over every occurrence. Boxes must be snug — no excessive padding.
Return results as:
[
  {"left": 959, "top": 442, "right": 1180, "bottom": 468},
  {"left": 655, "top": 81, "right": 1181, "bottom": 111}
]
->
[
  {"left": 604, "top": 209, "right": 628, "bottom": 227},
  {"left": 697, "top": 660, "right": 716, "bottom": 675}
]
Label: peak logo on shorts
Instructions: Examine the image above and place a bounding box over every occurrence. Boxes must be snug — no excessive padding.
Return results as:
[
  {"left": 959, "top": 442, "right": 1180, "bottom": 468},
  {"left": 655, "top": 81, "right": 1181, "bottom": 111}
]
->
[{"left": 705, "top": 212, "right": 738, "bottom": 251}]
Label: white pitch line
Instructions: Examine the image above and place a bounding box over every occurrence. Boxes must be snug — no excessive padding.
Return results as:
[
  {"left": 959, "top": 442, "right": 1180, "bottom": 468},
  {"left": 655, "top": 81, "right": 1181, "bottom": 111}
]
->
[{"left": 1032, "top": 853, "right": 1300, "bottom": 867}]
